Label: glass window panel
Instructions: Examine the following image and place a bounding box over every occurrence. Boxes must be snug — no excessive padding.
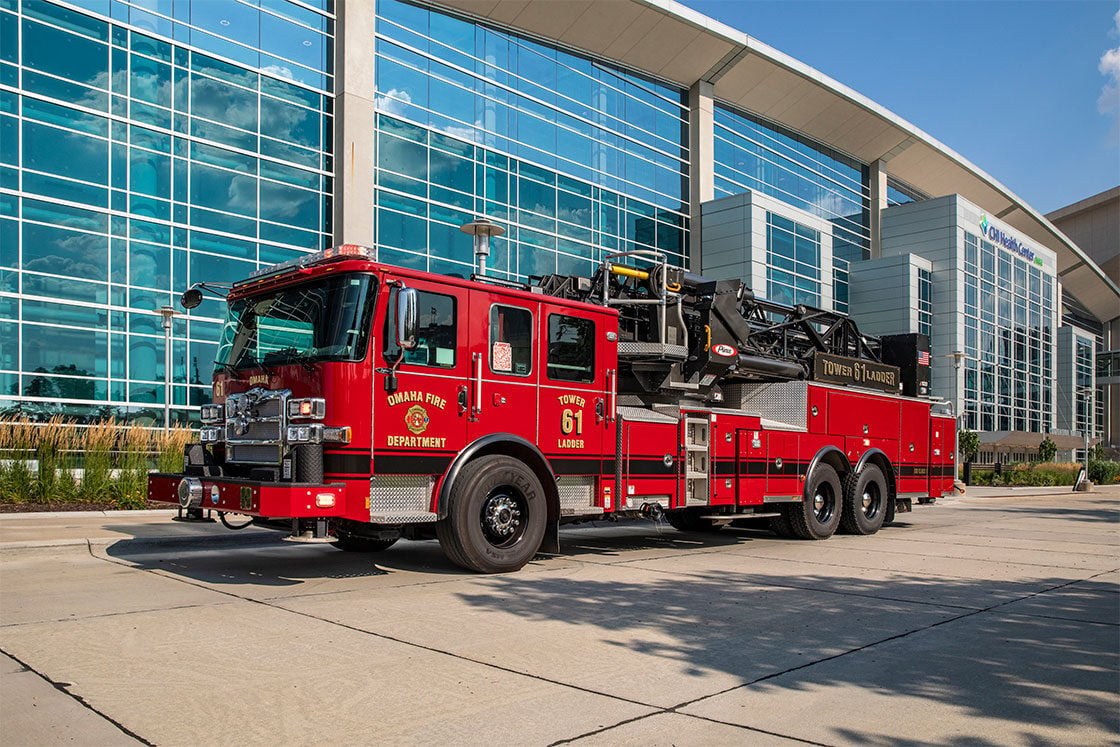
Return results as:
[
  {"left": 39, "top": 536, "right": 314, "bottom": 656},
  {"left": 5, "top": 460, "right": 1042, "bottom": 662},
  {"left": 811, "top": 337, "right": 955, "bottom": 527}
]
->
[
  {"left": 23, "top": 273, "right": 107, "bottom": 304},
  {"left": 260, "top": 95, "right": 319, "bottom": 148},
  {"left": 489, "top": 304, "right": 532, "bottom": 376},
  {"left": 378, "top": 132, "right": 428, "bottom": 178},
  {"left": 259, "top": 180, "right": 318, "bottom": 230},
  {"left": 22, "top": 222, "right": 107, "bottom": 280},
  {"left": 129, "top": 148, "right": 170, "bottom": 198},
  {"left": 377, "top": 208, "right": 427, "bottom": 252},
  {"left": 190, "top": 162, "right": 257, "bottom": 217},
  {"left": 23, "top": 324, "right": 107, "bottom": 377},
  {"left": 23, "top": 121, "right": 108, "bottom": 184},
  {"left": 22, "top": 19, "right": 108, "bottom": 87}
]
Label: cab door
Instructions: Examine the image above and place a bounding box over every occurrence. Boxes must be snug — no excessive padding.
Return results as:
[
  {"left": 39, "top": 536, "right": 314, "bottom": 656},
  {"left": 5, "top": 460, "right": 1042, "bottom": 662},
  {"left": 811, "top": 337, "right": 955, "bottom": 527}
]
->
[
  {"left": 537, "top": 305, "right": 606, "bottom": 477},
  {"left": 373, "top": 277, "right": 470, "bottom": 477},
  {"left": 466, "top": 294, "right": 539, "bottom": 446}
]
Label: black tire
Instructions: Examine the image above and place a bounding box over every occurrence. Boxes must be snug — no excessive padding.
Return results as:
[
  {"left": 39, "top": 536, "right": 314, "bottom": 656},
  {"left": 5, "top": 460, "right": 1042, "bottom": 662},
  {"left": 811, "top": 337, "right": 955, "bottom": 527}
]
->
[
  {"left": 666, "top": 509, "right": 724, "bottom": 533},
  {"left": 839, "top": 465, "right": 888, "bottom": 535},
  {"left": 783, "top": 464, "right": 842, "bottom": 540},
  {"left": 769, "top": 509, "right": 795, "bottom": 538},
  {"left": 333, "top": 534, "right": 399, "bottom": 553},
  {"left": 436, "top": 455, "right": 546, "bottom": 573}
]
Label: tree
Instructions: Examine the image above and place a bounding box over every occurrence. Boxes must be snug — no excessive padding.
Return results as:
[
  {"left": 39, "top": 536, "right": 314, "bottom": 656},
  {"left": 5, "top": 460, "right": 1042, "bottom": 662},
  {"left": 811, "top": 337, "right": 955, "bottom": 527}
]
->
[
  {"left": 958, "top": 429, "right": 980, "bottom": 464},
  {"left": 1037, "top": 436, "right": 1056, "bottom": 463}
]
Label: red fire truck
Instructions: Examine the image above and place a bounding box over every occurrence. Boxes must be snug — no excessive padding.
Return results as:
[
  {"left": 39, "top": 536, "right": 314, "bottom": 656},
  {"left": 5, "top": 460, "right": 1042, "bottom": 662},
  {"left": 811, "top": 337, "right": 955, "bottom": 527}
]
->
[{"left": 149, "top": 244, "right": 956, "bottom": 573}]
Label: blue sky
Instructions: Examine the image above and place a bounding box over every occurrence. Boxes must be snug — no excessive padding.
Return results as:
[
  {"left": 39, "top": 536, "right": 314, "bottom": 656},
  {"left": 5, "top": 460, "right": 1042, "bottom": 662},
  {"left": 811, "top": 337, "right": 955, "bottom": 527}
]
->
[{"left": 679, "top": 0, "right": 1120, "bottom": 214}]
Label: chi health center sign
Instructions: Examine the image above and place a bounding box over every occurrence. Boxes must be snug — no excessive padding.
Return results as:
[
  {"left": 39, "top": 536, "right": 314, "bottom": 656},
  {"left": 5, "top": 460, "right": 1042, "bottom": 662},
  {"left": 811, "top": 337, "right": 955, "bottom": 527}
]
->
[{"left": 979, "top": 214, "right": 1044, "bottom": 269}]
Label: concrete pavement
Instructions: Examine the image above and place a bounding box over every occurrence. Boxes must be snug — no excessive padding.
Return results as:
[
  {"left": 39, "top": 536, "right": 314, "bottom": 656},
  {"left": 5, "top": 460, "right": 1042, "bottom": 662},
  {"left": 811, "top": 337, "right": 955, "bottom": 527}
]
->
[{"left": 1, "top": 487, "right": 1117, "bottom": 745}]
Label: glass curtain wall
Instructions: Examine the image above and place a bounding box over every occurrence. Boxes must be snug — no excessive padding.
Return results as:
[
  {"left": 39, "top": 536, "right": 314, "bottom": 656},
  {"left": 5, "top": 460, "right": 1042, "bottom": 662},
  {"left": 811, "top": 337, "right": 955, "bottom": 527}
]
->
[
  {"left": 961, "top": 231, "right": 1054, "bottom": 434},
  {"left": 765, "top": 212, "right": 820, "bottom": 307},
  {"left": 917, "top": 267, "right": 932, "bottom": 338},
  {"left": 0, "top": 0, "right": 334, "bottom": 422},
  {"left": 713, "top": 104, "right": 869, "bottom": 266},
  {"left": 372, "top": 0, "right": 690, "bottom": 281}
]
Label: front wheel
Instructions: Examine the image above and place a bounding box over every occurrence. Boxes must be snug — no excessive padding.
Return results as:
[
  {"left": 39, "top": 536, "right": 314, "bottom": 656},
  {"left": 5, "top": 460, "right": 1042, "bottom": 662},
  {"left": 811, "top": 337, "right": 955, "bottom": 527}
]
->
[
  {"left": 783, "top": 464, "right": 842, "bottom": 540},
  {"left": 436, "top": 455, "right": 546, "bottom": 573}
]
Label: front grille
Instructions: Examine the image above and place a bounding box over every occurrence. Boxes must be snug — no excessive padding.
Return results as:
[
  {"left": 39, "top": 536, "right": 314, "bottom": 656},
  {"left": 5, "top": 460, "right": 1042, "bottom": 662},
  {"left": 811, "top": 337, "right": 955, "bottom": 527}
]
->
[
  {"left": 227, "top": 420, "right": 282, "bottom": 443},
  {"left": 224, "top": 388, "right": 290, "bottom": 465},
  {"left": 228, "top": 444, "right": 282, "bottom": 464}
]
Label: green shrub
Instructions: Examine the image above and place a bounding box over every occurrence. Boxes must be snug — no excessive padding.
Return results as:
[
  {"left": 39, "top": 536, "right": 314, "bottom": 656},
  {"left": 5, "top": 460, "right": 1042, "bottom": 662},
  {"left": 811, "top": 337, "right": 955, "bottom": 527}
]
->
[
  {"left": 156, "top": 427, "right": 192, "bottom": 474},
  {"left": 112, "top": 424, "right": 152, "bottom": 510},
  {"left": 80, "top": 419, "right": 115, "bottom": 503},
  {"left": 976, "top": 462, "right": 1082, "bottom": 487},
  {"left": 0, "top": 419, "right": 36, "bottom": 503},
  {"left": 1088, "top": 460, "right": 1119, "bottom": 485}
]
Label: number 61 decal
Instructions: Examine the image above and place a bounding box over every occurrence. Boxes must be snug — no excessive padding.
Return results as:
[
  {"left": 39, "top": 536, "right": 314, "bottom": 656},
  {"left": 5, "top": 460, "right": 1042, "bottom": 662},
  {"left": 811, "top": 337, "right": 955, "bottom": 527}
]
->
[{"left": 561, "top": 408, "right": 583, "bottom": 435}]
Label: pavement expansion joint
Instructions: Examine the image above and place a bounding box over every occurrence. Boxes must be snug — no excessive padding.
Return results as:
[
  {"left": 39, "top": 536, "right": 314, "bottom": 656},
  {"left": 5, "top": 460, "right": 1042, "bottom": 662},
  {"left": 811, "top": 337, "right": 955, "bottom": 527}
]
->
[
  {"left": 549, "top": 707, "right": 831, "bottom": 746},
  {"left": 0, "top": 601, "right": 235, "bottom": 630},
  {"left": 667, "top": 566, "right": 1120, "bottom": 717},
  {"left": 0, "top": 647, "right": 153, "bottom": 746},
  {"left": 88, "top": 546, "right": 667, "bottom": 714}
]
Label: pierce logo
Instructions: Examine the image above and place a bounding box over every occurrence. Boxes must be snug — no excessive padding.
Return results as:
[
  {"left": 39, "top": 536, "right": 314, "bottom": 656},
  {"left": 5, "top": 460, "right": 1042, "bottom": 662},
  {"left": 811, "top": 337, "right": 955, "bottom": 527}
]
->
[
  {"left": 404, "top": 404, "right": 429, "bottom": 435},
  {"left": 712, "top": 344, "right": 737, "bottom": 358}
]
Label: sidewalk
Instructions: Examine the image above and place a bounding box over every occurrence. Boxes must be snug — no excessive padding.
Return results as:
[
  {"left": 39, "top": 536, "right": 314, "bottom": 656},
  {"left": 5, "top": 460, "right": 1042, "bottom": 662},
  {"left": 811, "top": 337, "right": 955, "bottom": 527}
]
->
[
  {"left": 958, "top": 484, "right": 1120, "bottom": 499},
  {"left": 0, "top": 508, "right": 274, "bottom": 550}
]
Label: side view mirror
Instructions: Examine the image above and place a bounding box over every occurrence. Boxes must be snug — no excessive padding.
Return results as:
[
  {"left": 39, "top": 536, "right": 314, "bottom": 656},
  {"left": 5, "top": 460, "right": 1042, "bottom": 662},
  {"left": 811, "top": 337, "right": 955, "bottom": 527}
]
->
[
  {"left": 396, "top": 287, "right": 419, "bottom": 350},
  {"left": 180, "top": 286, "right": 204, "bottom": 309}
]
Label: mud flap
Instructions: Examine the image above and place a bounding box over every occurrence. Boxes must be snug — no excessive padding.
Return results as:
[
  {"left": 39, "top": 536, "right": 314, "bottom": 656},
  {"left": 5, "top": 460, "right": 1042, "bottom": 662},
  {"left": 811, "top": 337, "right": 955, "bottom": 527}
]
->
[{"left": 539, "top": 519, "right": 560, "bottom": 555}]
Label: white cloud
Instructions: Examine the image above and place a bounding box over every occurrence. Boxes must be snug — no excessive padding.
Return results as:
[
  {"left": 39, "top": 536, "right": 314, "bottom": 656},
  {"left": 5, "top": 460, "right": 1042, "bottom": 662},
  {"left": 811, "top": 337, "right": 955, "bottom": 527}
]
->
[
  {"left": 374, "top": 88, "right": 411, "bottom": 117},
  {"left": 1099, "top": 9, "right": 1120, "bottom": 137},
  {"left": 261, "top": 64, "right": 295, "bottom": 82}
]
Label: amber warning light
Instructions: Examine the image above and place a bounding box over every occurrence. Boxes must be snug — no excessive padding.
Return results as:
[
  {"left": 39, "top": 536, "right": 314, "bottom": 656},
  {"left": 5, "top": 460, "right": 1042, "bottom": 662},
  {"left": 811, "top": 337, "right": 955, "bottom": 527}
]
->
[{"left": 247, "top": 245, "right": 376, "bottom": 280}]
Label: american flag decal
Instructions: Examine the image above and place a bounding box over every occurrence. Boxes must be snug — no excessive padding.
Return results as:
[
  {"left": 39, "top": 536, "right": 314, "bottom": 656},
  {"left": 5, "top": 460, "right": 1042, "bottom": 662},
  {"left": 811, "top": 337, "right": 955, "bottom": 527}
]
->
[{"left": 918, "top": 350, "right": 930, "bottom": 366}]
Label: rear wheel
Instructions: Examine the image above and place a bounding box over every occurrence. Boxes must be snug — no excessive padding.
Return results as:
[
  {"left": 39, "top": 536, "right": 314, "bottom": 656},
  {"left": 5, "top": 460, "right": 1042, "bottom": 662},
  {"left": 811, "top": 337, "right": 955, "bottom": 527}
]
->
[
  {"left": 840, "top": 465, "right": 888, "bottom": 535},
  {"left": 436, "top": 455, "right": 546, "bottom": 573},
  {"left": 783, "top": 464, "right": 842, "bottom": 540}
]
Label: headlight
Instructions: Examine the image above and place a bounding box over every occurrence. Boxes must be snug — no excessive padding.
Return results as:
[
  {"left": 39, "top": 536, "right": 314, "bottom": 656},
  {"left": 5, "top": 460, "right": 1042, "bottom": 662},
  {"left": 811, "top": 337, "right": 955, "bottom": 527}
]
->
[
  {"left": 288, "top": 398, "right": 326, "bottom": 420},
  {"left": 200, "top": 403, "right": 224, "bottom": 423},
  {"left": 286, "top": 425, "right": 351, "bottom": 444},
  {"left": 199, "top": 426, "right": 222, "bottom": 443}
]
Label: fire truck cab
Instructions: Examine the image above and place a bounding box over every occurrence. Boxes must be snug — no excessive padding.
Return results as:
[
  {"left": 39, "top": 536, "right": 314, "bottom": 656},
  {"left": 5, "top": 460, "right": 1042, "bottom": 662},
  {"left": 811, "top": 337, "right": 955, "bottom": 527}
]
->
[{"left": 149, "top": 244, "right": 956, "bottom": 573}]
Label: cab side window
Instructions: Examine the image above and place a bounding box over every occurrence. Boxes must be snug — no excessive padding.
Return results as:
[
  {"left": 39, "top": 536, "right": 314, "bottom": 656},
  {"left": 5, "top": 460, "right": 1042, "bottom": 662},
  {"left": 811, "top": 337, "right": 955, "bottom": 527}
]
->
[
  {"left": 547, "top": 314, "right": 595, "bottom": 383},
  {"left": 489, "top": 304, "right": 532, "bottom": 376},
  {"left": 384, "top": 289, "right": 456, "bottom": 368}
]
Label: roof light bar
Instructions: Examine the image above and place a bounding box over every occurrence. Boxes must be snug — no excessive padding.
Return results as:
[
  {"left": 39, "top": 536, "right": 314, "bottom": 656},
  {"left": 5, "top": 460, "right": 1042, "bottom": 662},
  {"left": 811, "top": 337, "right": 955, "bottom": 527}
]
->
[{"left": 244, "top": 245, "right": 377, "bottom": 282}]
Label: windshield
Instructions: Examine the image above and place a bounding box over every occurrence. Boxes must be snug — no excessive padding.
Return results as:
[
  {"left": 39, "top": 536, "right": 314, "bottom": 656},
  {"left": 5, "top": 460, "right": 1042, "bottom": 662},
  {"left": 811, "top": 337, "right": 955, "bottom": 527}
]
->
[{"left": 216, "top": 274, "right": 377, "bottom": 370}]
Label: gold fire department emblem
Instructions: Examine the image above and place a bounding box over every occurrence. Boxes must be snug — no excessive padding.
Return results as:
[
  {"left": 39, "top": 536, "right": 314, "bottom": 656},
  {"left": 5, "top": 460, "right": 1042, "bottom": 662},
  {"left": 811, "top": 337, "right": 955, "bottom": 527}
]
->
[{"left": 404, "top": 404, "right": 430, "bottom": 435}]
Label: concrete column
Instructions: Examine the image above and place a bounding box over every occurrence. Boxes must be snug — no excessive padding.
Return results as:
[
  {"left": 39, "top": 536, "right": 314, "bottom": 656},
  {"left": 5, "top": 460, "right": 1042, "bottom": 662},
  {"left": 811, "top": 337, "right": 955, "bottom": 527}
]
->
[
  {"left": 869, "top": 159, "right": 888, "bottom": 259},
  {"left": 332, "top": 0, "right": 377, "bottom": 247},
  {"left": 688, "top": 80, "right": 714, "bottom": 272}
]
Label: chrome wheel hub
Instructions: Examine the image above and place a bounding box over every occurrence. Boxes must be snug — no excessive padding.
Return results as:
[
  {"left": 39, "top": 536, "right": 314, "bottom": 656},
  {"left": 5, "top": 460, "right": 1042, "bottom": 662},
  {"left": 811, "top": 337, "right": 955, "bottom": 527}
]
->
[{"left": 484, "top": 494, "right": 521, "bottom": 538}]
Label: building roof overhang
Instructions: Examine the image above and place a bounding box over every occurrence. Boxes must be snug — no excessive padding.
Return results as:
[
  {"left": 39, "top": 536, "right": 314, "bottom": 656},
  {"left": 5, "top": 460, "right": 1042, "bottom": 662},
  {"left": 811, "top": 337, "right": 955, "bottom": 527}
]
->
[{"left": 432, "top": 0, "right": 1120, "bottom": 321}]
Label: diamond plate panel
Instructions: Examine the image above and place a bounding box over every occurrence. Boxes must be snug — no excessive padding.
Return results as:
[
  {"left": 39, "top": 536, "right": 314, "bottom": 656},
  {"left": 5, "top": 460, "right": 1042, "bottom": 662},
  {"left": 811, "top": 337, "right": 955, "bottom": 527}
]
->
[
  {"left": 617, "top": 341, "right": 688, "bottom": 360},
  {"left": 723, "top": 381, "right": 808, "bottom": 427},
  {"left": 557, "top": 477, "right": 597, "bottom": 515},
  {"left": 369, "top": 474, "right": 437, "bottom": 523}
]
